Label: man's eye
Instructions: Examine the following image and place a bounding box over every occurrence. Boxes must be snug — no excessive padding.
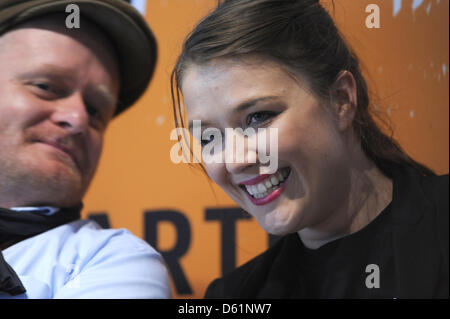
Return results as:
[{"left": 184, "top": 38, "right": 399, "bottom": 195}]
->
[
  {"left": 34, "top": 83, "right": 52, "bottom": 91},
  {"left": 86, "top": 104, "right": 100, "bottom": 118},
  {"left": 28, "top": 82, "right": 61, "bottom": 98},
  {"left": 246, "top": 111, "right": 277, "bottom": 126}
]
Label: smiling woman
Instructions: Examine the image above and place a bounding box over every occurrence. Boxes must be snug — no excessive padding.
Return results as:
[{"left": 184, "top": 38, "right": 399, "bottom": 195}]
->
[{"left": 171, "top": 0, "right": 449, "bottom": 298}]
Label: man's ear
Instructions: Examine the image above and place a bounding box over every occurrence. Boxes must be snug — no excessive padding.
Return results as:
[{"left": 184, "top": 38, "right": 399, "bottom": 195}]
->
[{"left": 330, "top": 70, "right": 357, "bottom": 131}]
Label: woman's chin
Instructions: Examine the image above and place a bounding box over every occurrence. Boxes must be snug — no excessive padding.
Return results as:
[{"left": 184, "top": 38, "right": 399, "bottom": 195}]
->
[{"left": 257, "top": 207, "right": 303, "bottom": 236}]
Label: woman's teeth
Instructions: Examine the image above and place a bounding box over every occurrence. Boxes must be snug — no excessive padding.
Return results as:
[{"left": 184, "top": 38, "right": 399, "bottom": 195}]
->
[{"left": 244, "top": 168, "right": 290, "bottom": 199}]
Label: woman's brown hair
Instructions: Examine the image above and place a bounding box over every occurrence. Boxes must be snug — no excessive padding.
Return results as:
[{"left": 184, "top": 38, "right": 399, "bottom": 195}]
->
[{"left": 171, "top": 0, "right": 435, "bottom": 177}]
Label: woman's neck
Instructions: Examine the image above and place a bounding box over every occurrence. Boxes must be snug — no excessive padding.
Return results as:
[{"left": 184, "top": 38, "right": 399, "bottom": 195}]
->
[{"left": 298, "top": 160, "right": 393, "bottom": 250}]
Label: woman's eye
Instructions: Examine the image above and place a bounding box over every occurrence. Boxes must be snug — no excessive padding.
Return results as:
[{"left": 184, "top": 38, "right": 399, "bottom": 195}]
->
[
  {"left": 246, "top": 111, "right": 277, "bottom": 126},
  {"left": 201, "top": 135, "right": 214, "bottom": 147}
]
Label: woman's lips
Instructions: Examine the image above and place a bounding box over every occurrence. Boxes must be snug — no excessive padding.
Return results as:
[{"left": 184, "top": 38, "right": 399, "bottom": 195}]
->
[
  {"left": 239, "top": 167, "right": 291, "bottom": 206},
  {"left": 240, "top": 173, "right": 272, "bottom": 185},
  {"left": 248, "top": 181, "right": 287, "bottom": 206}
]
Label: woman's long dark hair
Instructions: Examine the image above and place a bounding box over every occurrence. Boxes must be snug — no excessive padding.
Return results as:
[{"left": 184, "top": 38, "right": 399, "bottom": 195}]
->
[{"left": 171, "top": 0, "right": 435, "bottom": 177}]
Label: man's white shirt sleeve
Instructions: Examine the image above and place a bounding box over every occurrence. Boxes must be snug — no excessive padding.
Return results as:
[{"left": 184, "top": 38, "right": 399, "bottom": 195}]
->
[{"left": 1, "top": 220, "right": 171, "bottom": 299}]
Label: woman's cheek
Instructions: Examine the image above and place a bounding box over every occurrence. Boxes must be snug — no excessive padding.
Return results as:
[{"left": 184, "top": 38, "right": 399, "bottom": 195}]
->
[{"left": 204, "top": 162, "right": 226, "bottom": 186}]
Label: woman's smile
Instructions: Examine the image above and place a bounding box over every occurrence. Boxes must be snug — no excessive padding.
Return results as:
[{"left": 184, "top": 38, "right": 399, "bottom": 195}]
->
[{"left": 239, "top": 167, "right": 291, "bottom": 205}]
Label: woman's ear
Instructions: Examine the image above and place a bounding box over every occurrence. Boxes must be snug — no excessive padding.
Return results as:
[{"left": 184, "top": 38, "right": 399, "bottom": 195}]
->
[{"left": 330, "top": 70, "right": 358, "bottom": 131}]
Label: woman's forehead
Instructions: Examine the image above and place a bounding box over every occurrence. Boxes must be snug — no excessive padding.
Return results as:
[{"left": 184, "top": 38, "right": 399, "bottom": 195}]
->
[
  {"left": 182, "top": 60, "right": 316, "bottom": 132},
  {"left": 182, "top": 59, "right": 303, "bottom": 111}
]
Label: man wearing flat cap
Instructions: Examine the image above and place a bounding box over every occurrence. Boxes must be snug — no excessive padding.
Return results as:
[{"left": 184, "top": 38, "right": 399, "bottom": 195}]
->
[{"left": 0, "top": 0, "right": 171, "bottom": 298}]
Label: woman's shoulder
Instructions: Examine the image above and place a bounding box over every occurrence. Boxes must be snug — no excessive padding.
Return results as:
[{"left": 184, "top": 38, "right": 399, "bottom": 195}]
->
[
  {"left": 392, "top": 164, "right": 448, "bottom": 215},
  {"left": 415, "top": 170, "right": 449, "bottom": 228},
  {"left": 419, "top": 172, "right": 449, "bottom": 202},
  {"left": 420, "top": 171, "right": 449, "bottom": 251},
  {"left": 204, "top": 233, "right": 299, "bottom": 298}
]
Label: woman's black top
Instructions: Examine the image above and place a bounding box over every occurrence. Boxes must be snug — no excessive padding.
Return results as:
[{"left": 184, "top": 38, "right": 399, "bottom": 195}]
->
[{"left": 205, "top": 165, "right": 449, "bottom": 298}]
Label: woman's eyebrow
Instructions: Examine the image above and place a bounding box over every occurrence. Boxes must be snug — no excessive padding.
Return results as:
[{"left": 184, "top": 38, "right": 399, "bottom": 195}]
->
[
  {"left": 188, "top": 120, "right": 210, "bottom": 132},
  {"left": 187, "top": 96, "right": 280, "bottom": 130},
  {"left": 235, "top": 96, "right": 280, "bottom": 112}
]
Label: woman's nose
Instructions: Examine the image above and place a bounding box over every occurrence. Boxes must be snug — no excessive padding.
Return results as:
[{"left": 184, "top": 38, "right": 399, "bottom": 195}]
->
[{"left": 224, "top": 133, "right": 259, "bottom": 174}]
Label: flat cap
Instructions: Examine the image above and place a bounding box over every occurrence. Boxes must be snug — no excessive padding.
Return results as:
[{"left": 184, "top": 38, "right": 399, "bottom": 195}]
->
[{"left": 0, "top": 0, "right": 157, "bottom": 117}]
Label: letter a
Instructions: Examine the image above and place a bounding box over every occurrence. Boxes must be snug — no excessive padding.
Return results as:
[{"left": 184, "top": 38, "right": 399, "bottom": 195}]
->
[
  {"left": 365, "top": 4, "right": 380, "bottom": 29},
  {"left": 169, "top": 128, "right": 191, "bottom": 163},
  {"left": 365, "top": 264, "right": 380, "bottom": 289},
  {"left": 65, "top": 4, "right": 80, "bottom": 29}
]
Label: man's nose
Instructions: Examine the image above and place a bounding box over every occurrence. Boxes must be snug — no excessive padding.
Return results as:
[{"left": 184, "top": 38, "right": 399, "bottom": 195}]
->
[{"left": 50, "top": 93, "right": 89, "bottom": 134}]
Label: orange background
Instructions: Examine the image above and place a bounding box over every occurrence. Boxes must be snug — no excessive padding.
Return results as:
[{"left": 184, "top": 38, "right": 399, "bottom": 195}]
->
[{"left": 82, "top": 0, "right": 449, "bottom": 298}]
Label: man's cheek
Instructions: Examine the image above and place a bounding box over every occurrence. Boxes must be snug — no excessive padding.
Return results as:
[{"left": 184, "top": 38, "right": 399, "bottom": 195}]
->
[{"left": 86, "top": 141, "right": 103, "bottom": 176}]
